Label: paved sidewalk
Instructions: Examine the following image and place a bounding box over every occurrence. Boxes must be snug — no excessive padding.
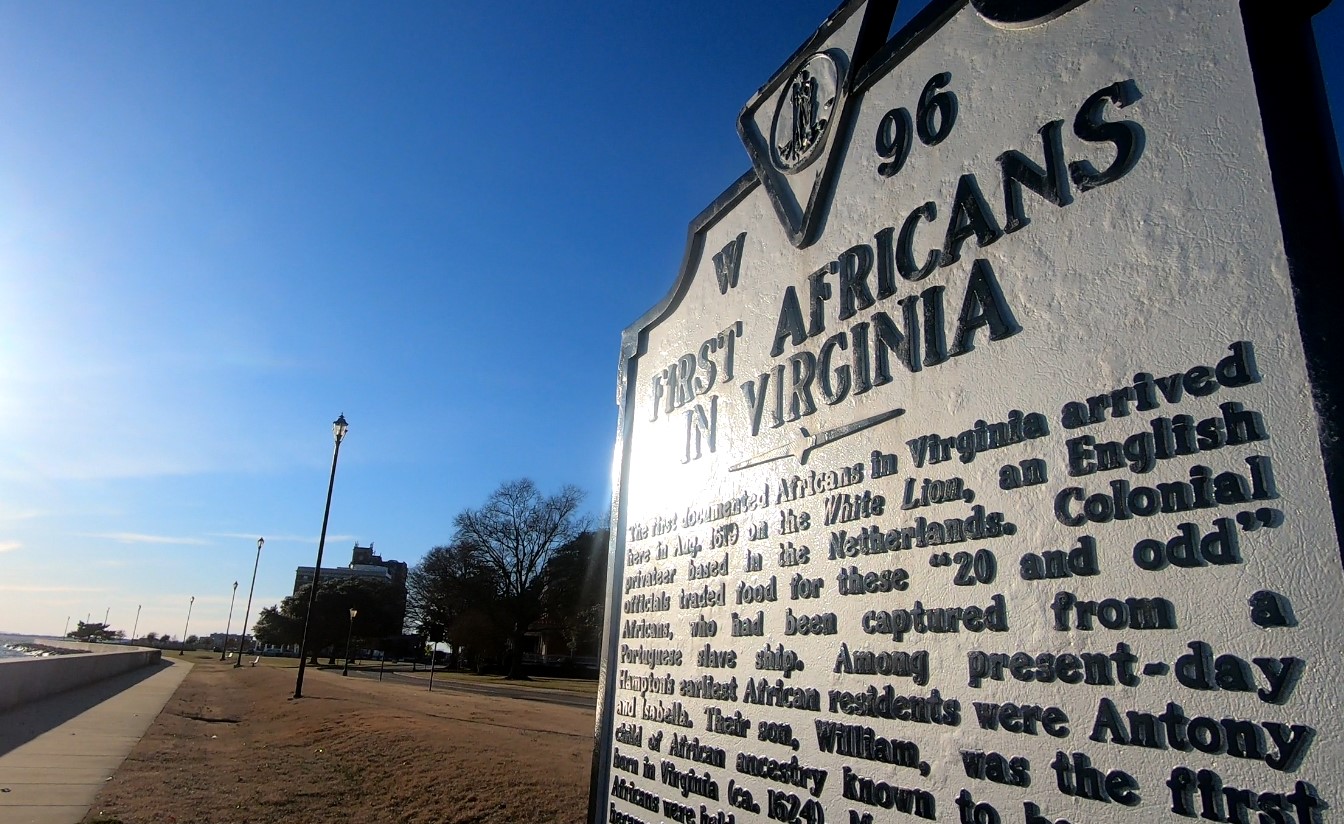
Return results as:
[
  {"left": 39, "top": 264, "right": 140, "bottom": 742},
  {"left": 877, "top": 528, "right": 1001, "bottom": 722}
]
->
[
  {"left": 353, "top": 668, "right": 597, "bottom": 709},
  {"left": 0, "top": 658, "right": 191, "bottom": 824}
]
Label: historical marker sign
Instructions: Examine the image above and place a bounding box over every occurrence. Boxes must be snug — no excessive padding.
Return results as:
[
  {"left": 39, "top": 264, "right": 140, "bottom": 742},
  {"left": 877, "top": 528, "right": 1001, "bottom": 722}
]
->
[{"left": 591, "top": 1, "right": 1344, "bottom": 823}]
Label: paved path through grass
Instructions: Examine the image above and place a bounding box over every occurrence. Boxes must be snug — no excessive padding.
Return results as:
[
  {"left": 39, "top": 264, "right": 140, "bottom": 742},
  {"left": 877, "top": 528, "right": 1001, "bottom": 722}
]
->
[{"left": 0, "top": 658, "right": 191, "bottom": 824}]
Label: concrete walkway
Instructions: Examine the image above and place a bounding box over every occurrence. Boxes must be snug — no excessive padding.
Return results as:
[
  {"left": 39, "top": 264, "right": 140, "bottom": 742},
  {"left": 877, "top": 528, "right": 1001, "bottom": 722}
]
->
[{"left": 0, "top": 658, "right": 191, "bottom": 824}]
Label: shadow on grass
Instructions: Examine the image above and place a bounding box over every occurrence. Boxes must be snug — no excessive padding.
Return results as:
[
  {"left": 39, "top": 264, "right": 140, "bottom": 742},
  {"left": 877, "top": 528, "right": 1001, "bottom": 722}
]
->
[{"left": 0, "top": 659, "right": 172, "bottom": 758}]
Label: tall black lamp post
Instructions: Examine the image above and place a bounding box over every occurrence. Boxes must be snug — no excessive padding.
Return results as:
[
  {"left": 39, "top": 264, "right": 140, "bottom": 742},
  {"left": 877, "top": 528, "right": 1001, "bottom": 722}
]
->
[
  {"left": 235, "top": 538, "right": 263, "bottom": 668},
  {"left": 294, "top": 414, "right": 349, "bottom": 699},
  {"left": 342, "top": 608, "right": 358, "bottom": 676},
  {"left": 180, "top": 595, "right": 195, "bottom": 655},
  {"left": 220, "top": 581, "right": 238, "bottom": 661}
]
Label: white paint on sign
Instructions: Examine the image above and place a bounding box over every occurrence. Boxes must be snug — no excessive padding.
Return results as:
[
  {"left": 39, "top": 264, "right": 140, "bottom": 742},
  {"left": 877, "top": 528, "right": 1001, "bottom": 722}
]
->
[{"left": 594, "top": 1, "right": 1344, "bottom": 823}]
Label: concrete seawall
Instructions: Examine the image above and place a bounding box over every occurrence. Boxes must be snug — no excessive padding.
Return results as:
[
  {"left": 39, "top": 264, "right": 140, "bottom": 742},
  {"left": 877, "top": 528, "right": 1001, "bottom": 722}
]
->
[{"left": 0, "top": 642, "right": 163, "bottom": 714}]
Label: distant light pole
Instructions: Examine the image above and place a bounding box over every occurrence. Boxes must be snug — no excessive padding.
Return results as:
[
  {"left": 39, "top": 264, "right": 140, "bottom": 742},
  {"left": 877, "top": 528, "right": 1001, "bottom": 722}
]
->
[
  {"left": 63, "top": 616, "right": 70, "bottom": 637},
  {"left": 235, "top": 538, "right": 264, "bottom": 669},
  {"left": 294, "top": 414, "right": 349, "bottom": 699},
  {"left": 180, "top": 596, "right": 195, "bottom": 655},
  {"left": 426, "top": 625, "right": 443, "bottom": 692},
  {"left": 132, "top": 605, "right": 141, "bottom": 644},
  {"left": 342, "top": 608, "right": 358, "bottom": 676},
  {"left": 104, "top": 607, "right": 110, "bottom": 626},
  {"left": 221, "top": 581, "right": 238, "bottom": 661}
]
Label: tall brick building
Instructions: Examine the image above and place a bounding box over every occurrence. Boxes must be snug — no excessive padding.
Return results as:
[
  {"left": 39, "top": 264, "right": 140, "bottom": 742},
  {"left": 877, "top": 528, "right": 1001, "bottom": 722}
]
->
[{"left": 294, "top": 543, "right": 408, "bottom": 630}]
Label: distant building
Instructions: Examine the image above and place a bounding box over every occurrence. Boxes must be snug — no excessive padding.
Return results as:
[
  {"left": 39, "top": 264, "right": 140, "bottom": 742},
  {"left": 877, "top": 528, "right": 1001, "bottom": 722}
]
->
[
  {"left": 294, "top": 543, "right": 409, "bottom": 630},
  {"left": 207, "top": 632, "right": 254, "bottom": 652}
]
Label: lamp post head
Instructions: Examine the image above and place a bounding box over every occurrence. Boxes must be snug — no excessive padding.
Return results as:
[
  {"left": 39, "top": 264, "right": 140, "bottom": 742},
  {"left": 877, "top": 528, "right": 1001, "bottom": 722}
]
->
[
  {"left": 258, "top": 537, "right": 264, "bottom": 551},
  {"left": 333, "top": 414, "right": 349, "bottom": 444},
  {"left": 233, "top": 581, "right": 238, "bottom": 590},
  {"left": 349, "top": 608, "right": 358, "bottom": 619}
]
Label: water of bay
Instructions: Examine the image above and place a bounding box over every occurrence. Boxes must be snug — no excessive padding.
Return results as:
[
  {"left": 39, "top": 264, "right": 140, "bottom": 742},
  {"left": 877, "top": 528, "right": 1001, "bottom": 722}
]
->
[{"left": 0, "top": 633, "right": 46, "bottom": 659}]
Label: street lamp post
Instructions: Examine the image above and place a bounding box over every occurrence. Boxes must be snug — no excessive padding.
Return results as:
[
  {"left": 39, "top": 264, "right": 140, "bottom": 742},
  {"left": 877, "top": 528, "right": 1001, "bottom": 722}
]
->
[
  {"left": 342, "top": 608, "right": 358, "bottom": 676},
  {"left": 180, "top": 596, "right": 195, "bottom": 656},
  {"left": 235, "top": 538, "right": 264, "bottom": 669},
  {"left": 131, "top": 605, "right": 141, "bottom": 644},
  {"left": 294, "top": 414, "right": 349, "bottom": 699},
  {"left": 220, "top": 581, "right": 238, "bottom": 661}
]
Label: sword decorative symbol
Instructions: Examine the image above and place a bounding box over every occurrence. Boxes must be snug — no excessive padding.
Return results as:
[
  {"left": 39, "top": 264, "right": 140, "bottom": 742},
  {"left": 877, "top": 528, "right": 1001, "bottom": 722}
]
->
[{"left": 728, "top": 407, "right": 905, "bottom": 472}]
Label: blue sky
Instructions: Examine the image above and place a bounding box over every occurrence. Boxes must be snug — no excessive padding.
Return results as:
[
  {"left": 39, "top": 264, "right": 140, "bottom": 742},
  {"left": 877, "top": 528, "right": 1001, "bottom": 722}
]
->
[{"left": 1, "top": 1, "right": 1341, "bottom": 639}]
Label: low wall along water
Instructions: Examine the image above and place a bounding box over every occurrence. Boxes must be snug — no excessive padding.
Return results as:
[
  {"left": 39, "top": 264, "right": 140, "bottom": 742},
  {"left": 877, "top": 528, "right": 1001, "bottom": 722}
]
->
[{"left": 0, "top": 641, "right": 162, "bottom": 713}]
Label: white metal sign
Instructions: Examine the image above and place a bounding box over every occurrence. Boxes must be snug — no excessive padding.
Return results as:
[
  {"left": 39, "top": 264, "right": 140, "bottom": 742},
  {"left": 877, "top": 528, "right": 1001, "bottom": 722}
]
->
[{"left": 591, "top": 1, "right": 1344, "bottom": 822}]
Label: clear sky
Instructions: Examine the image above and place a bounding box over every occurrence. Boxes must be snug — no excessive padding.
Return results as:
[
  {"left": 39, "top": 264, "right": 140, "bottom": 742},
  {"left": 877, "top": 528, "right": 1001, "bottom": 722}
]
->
[{"left": 1, "top": 1, "right": 1341, "bottom": 639}]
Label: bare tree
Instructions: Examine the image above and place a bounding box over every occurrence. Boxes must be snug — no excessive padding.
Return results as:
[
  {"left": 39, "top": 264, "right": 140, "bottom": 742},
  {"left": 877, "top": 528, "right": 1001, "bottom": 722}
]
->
[
  {"left": 453, "top": 479, "right": 586, "bottom": 678},
  {"left": 406, "top": 541, "right": 508, "bottom": 668},
  {"left": 406, "top": 543, "right": 483, "bottom": 637},
  {"left": 541, "top": 530, "right": 610, "bottom": 658}
]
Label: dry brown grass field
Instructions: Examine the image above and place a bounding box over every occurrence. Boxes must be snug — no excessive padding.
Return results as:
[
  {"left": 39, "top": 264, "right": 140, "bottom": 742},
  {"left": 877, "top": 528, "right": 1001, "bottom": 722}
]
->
[{"left": 82, "top": 654, "right": 597, "bottom": 824}]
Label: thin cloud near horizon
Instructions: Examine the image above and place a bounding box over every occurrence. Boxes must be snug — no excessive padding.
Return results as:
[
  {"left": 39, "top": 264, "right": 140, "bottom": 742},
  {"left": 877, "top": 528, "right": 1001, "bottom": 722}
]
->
[
  {"left": 207, "top": 533, "right": 358, "bottom": 545},
  {"left": 82, "top": 533, "right": 211, "bottom": 546},
  {"left": 0, "top": 584, "right": 107, "bottom": 594}
]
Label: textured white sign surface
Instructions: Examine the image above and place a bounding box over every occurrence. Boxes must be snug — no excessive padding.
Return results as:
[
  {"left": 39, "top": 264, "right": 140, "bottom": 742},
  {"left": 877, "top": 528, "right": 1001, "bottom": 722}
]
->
[{"left": 593, "top": 1, "right": 1343, "bottom": 823}]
